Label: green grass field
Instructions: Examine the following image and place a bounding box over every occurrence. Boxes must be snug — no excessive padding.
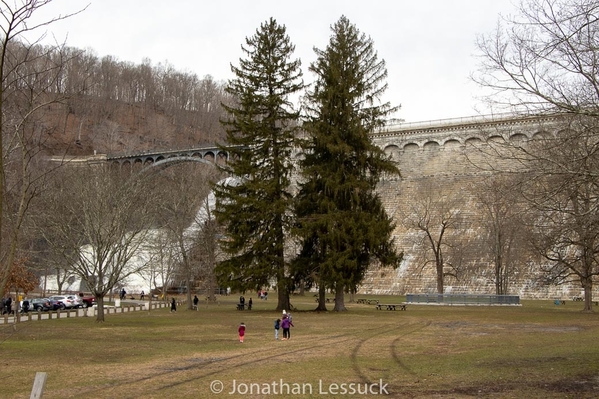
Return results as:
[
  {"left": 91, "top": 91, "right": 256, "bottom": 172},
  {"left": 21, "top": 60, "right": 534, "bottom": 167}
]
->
[{"left": 2, "top": 294, "right": 598, "bottom": 398}]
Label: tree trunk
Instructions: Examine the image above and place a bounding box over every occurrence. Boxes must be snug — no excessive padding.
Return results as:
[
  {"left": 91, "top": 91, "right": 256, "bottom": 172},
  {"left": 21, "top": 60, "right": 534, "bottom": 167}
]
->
[
  {"left": 315, "top": 285, "right": 327, "bottom": 311},
  {"left": 276, "top": 286, "right": 290, "bottom": 312},
  {"left": 436, "top": 261, "right": 444, "bottom": 294},
  {"left": 582, "top": 276, "right": 593, "bottom": 312},
  {"left": 185, "top": 274, "right": 193, "bottom": 310},
  {"left": 205, "top": 275, "right": 216, "bottom": 302},
  {"left": 333, "top": 285, "right": 347, "bottom": 312},
  {"left": 95, "top": 295, "right": 106, "bottom": 322}
]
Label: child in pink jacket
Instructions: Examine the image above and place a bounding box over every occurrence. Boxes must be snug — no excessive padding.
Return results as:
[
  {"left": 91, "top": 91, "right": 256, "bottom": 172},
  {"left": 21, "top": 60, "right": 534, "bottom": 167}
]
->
[{"left": 238, "top": 322, "right": 246, "bottom": 343}]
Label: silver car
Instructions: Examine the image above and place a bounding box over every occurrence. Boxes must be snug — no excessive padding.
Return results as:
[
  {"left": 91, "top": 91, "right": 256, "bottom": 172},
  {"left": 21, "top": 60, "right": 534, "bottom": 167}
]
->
[{"left": 49, "top": 295, "right": 82, "bottom": 309}]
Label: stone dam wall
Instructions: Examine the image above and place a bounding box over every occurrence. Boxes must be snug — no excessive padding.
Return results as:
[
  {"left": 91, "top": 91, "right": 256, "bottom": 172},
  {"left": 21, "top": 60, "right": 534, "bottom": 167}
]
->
[{"left": 357, "top": 114, "right": 597, "bottom": 299}]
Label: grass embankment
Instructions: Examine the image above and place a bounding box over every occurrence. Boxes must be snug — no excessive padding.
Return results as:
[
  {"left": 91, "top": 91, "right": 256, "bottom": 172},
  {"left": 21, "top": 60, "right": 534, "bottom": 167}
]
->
[{"left": 1, "top": 295, "right": 598, "bottom": 398}]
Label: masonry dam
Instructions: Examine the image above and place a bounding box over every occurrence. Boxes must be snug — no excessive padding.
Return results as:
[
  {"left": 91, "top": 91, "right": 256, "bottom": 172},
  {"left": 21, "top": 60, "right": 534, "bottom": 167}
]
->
[
  {"left": 362, "top": 113, "right": 595, "bottom": 300},
  {"left": 99, "top": 113, "right": 593, "bottom": 300}
]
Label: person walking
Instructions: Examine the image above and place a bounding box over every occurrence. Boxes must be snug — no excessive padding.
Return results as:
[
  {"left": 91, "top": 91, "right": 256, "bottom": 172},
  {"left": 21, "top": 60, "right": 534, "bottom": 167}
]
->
[
  {"left": 248, "top": 297, "right": 253, "bottom": 310},
  {"left": 5, "top": 296, "right": 12, "bottom": 315},
  {"left": 238, "top": 322, "right": 246, "bottom": 343},
  {"left": 274, "top": 318, "right": 281, "bottom": 340},
  {"left": 140, "top": 291, "right": 145, "bottom": 300},
  {"left": 281, "top": 314, "right": 293, "bottom": 340},
  {"left": 193, "top": 295, "right": 199, "bottom": 310},
  {"left": 170, "top": 297, "right": 177, "bottom": 312}
]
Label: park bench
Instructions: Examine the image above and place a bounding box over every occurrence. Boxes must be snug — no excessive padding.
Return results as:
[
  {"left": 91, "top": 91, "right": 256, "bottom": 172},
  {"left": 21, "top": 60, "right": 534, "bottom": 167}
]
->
[{"left": 376, "top": 303, "right": 407, "bottom": 311}]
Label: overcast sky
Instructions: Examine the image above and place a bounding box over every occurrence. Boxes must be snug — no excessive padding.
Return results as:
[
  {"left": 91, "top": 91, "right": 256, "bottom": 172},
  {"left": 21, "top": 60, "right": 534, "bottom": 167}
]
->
[{"left": 28, "top": 0, "right": 519, "bottom": 123}]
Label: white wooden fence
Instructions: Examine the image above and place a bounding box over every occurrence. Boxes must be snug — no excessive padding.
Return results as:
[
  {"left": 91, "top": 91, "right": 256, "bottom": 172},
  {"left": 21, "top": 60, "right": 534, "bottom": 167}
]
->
[{"left": 1, "top": 301, "right": 170, "bottom": 324}]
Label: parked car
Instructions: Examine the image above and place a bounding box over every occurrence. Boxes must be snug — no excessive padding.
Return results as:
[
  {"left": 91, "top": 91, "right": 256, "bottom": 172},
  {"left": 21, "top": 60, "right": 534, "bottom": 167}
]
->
[
  {"left": 49, "top": 295, "right": 80, "bottom": 309},
  {"left": 30, "top": 298, "right": 49, "bottom": 311},
  {"left": 31, "top": 298, "right": 62, "bottom": 311},
  {"left": 77, "top": 293, "right": 96, "bottom": 308}
]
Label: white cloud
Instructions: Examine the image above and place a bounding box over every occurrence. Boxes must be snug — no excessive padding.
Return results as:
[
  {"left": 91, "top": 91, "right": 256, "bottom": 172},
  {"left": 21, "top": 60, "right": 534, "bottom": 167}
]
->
[{"left": 26, "top": 0, "right": 518, "bottom": 122}]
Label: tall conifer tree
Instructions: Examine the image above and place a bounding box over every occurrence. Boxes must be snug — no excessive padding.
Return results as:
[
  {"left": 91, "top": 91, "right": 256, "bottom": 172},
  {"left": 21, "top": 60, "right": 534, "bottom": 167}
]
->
[
  {"left": 293, "top": 16, "right": 401, "bottom": 311},
  {"left": 213, "top": 18, "right": 303, "bottom": 311}
]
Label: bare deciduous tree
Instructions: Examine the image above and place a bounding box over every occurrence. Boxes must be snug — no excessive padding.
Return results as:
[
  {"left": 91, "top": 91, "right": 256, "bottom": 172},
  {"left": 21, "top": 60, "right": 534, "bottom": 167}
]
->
[
  {"left": 474, "top": 0, "right": 599, "bottom": 117},
  {"left": 190, "top": 193, "right": 221, "bottom": 301},
  {"left": 153, "top": 163, "right": 220, "bottom": 309},
  {"left": 400, "top": 183, "right": 468, "bottom": 294},
  {"left": 38, "top": 165, "right": 158, "bottom": 322},
  {"left": 520, "top": 118, "right": 599, "bottom": 310},
  {"left": 0, "top": 0, "right": 85, "bottom": 299},
  {"left": 471, "top": 174, "right": 531, "bottom": 295},
  {"left": 475, "top": 0, "right": 599, "bottom": 310}
]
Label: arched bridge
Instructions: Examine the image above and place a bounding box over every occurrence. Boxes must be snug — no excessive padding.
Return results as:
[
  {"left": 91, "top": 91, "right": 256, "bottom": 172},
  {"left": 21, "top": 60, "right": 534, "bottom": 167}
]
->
[
  {"left": 57, "top": 113, "right": 561, "bottom": 169},
  {"left": 106, "top": 145, "right": 230, "bottom": 168}
]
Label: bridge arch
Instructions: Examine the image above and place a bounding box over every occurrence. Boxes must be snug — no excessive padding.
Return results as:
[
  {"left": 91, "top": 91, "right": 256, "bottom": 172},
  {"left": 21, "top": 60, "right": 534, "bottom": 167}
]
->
[{"left": 138, "top": 156, "right": 217, "bottom": 174}]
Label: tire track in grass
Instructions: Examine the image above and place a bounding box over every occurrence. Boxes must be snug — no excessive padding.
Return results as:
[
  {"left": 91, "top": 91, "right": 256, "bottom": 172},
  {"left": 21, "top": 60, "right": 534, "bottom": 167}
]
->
[
  {"left": 348, "top": 320, "right": 432, "bottom": 392},
  {"left": 72, "top": 325, "right": 380, "bottom": 398},
  {"left": 151, "top": 322, "right": 393, "bottom": 393},
  {"left": 389, "top": 320, "right": 431, "bottom": 375}
]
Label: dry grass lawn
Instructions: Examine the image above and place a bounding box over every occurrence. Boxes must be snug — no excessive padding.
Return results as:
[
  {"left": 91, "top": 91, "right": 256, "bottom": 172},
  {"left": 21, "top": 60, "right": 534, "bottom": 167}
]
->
[{"left": 1, "top": 294, "right": 599, "bottom": 398}]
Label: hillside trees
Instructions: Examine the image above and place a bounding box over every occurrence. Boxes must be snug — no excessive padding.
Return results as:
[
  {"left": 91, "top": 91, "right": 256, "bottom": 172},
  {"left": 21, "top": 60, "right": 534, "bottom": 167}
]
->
[
  {"left": 37, "top": 165, "right": 159, "bottom": 322},
  {"left": 294, "top": 16, "right": 401, "bottom": 311},
  {"left": 0, "top": 0, "right": 84, "bottom": 300},
  {"left": 213, "top": 18, "right": 304, "bottom": 312},
  {"left": 0, "top": 42, "right": 232, "bottom": 154},
  {"left": 475, "top": 0, "right": 599, "bottom": 310}
]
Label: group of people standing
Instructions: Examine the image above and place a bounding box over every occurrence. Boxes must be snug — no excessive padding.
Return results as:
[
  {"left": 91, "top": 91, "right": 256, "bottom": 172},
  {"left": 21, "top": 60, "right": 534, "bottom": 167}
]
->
[
  {"left": 257, "top": 290, "right": 268, "bottom": 300},
  {"left": 239, "top": 309, "right": 294, "bottom": 343},
  {"left": 277, "top": 310, "right": 294, "bottom": 340}
]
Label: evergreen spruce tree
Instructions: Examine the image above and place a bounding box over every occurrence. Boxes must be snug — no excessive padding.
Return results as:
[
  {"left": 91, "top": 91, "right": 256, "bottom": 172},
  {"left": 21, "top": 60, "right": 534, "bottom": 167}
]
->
[
  {"left": 293, "top": 16, "right": 402, "bottom": 311},
  {"left": 213, "top": 18, "right": 303, "bottom": 311}
]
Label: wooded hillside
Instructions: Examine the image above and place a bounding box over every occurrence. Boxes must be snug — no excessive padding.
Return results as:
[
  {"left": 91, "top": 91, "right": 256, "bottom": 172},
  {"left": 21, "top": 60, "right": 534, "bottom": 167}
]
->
[{"left": 10, "top": 42, "right": 232, "bottom": 156}]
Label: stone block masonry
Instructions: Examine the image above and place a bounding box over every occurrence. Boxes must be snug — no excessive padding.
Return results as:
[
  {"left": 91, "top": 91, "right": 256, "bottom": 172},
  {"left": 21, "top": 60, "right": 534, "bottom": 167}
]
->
[{"left": 360, "top": 114, "right": 597, "bottom": 299}]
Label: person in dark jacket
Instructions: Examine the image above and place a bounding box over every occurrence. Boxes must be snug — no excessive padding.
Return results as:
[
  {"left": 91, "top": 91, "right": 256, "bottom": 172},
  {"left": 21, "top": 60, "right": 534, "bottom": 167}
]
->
[
  {"left": 281, "top": 314, "right": 294, "bottom": 340},
  {"left": 274, "top": 318, "right": 281, "bottom": 340}
]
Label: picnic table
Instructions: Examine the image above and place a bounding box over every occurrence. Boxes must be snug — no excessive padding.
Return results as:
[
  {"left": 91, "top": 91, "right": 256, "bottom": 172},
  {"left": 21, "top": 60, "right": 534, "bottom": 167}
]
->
[
  {"left": 376, "top": 303, "right": 407, "bottom": 311},
  {"left": 314, "top": 298, "right": 334, "bottom": 303},
  {"left": 357, "top": 299, "right": 379, "bottom": 305}
]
